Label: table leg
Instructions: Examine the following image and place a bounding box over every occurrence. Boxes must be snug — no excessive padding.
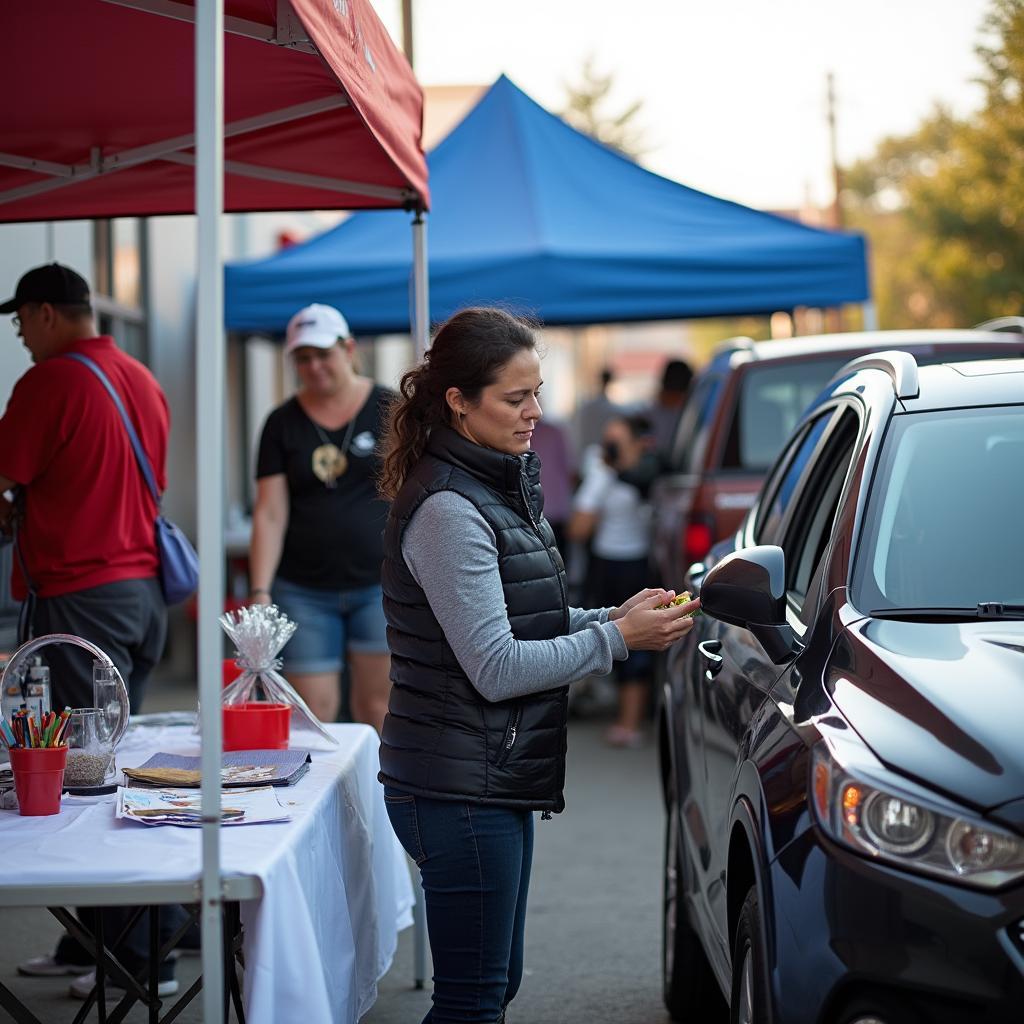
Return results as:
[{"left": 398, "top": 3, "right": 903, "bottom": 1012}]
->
[
  {"left": 95, "top": 911, "right": 107, "bottom": 1024},
  {"left": 150, "top": 906, "right": 160, "bottom": 1024},
  {"left": 0, "top": 982, "right": 45, "bottom": 1024},
  {"left": 225, "top": 902, "right": 245, "bottom": 1024},
  {"left": 48, "top": 905, "right": 168, "bottom": 1024},
  {"left": 222, "top": 904, "right": 231, "bottom": 1024}
]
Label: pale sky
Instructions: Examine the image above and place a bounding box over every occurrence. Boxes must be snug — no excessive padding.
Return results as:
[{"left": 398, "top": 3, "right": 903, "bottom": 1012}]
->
[{"left": 379, "top": 0, "right": 993, "bottom": 211}]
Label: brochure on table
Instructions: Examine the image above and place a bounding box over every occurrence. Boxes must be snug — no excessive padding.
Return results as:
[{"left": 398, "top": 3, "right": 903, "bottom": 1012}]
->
[{"left": 116, "top": 785, "right": 290, "bottom": 827}]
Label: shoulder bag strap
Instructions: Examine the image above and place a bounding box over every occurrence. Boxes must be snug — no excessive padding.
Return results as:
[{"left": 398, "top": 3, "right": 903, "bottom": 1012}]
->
[{"left": 63, "top": 352, "right": 161, "bottom": 505}]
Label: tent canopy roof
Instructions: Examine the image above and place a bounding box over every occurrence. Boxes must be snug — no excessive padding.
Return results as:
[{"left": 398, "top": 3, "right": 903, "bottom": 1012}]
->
[
  {"left": 0, "top": 0, "right": 429, "bottom": 222},
  {"left": 225, "top": 74, "right": 868, "bottom": 334}
]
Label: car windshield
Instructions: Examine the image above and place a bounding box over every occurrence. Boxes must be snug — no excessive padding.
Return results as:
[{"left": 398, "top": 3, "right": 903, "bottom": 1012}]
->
[{"left": 853, "top": 406, "right": 1024, "bottom": 611}]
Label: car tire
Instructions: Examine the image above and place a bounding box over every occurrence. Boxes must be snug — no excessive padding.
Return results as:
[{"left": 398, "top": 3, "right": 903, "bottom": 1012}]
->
[
  {"left": 663, "top": 770, "right": 726, "bottom": 1021},
  {"left": 730, "top": 885, "right": 771, "bottom": 1024}
]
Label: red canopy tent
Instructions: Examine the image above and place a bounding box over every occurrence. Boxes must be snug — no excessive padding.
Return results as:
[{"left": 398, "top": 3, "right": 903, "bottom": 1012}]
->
[
  {"left": 0, "top": 3, "right": 428, "bottom": 1017},
  {"left": 0, "top": 0, "right": 429, "bottom": 218}
]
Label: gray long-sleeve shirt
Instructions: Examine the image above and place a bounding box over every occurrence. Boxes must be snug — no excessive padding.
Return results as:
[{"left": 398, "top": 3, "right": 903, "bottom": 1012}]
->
[{"left": 401, "top": 490, "right": 629, "bottom": 703}]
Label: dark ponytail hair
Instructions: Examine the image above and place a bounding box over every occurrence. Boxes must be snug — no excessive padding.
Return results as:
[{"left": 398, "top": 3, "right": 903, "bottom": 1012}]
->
[{"left": 378, "top": 307, "right": 538, "bottom": 501}]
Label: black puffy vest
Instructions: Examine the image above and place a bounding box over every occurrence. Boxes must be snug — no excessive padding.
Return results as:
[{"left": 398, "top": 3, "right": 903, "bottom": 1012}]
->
[{"left": 378, "top": 426, "right": 570, "bottom": 812}]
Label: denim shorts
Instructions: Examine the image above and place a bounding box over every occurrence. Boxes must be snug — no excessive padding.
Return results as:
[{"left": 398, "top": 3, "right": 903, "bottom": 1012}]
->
[{"left": 271, "top": 577, "right": 388, "bottom": 673}]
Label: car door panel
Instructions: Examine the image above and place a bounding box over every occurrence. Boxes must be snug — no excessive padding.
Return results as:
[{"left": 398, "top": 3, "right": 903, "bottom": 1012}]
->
[{"left": 698, "top": 615, "right": 784, "bottom": 948}]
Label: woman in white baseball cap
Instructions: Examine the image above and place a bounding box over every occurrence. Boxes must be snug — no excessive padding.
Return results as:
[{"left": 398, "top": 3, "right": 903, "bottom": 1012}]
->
[{"left": 248, "top": 303, "right": 394, "bottom": 732}]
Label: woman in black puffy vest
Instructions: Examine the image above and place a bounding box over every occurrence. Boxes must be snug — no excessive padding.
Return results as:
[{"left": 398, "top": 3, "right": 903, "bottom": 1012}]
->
[{"left": 376, "top": 307, "right": 699, "bottom": 1024}]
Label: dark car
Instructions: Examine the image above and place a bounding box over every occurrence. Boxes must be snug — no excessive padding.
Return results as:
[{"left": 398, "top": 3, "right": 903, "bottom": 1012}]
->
[
  {"left": 659, "top": 353, "right": 1024, "bottom": 1024},
  {"left": 650, "top": 326, "right": 1024, "bottom": 592}
]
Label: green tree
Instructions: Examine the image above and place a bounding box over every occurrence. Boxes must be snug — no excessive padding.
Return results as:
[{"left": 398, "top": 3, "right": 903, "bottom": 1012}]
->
[
  {"left": 845, "top": 0, "right": 1024, "bottom": 326},
  {"left": 560, "top": 56, "right": 647, "bottom": 159}
]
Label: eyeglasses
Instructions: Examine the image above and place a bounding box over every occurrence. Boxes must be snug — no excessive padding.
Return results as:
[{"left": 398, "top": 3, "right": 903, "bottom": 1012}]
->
[{"left": 11, "top": 314, "right": 21, "bottom": 329}]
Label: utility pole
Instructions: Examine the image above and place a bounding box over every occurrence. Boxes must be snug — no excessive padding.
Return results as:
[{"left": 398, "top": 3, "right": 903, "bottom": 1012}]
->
[
  {"left": 827, "top": 71, "right": 843, "bottom": 229},
  {"left": 825, "top": 72, "right": 845, "bottom": 331},
  {"left": 402, "top": 0, "right": 414, "bottom": 67}
]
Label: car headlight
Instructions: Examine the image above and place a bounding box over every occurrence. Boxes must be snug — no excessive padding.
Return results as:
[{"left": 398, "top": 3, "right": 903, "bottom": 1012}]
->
[{"left": 811, "top": 742, "right": 1024, "bottom": 889}]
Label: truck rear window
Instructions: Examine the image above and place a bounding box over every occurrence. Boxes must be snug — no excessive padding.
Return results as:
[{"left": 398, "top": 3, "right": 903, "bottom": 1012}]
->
[{"left": 722, "top": 358, "right": 850, "bottom": 471}]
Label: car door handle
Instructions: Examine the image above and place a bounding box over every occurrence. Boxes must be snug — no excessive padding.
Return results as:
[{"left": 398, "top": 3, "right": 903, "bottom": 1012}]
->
[{"left": 698, "top": 639, "right": 723, "bottom": 678}]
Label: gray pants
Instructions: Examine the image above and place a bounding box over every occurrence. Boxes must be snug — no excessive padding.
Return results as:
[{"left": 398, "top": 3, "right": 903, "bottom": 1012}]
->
[
  {"left": 31, "top": 577, "right": 167, "bottom": 713},
  {"left": 34, "top": 577, "right": 175, "bottom": 970}
]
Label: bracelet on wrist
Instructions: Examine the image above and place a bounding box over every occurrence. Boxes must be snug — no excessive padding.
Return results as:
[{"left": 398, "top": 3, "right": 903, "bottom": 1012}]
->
[{"left": 250, "top": 588, "right": 270, "bottom": 596}]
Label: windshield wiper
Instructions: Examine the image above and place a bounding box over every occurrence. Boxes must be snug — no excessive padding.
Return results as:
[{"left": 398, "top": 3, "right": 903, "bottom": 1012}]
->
[
  {"left": 870, "top": 604, "right": 1024, "bottom": 621},
  {"left": 976, "top": 602, "right": 1024, "bottom": 618}
]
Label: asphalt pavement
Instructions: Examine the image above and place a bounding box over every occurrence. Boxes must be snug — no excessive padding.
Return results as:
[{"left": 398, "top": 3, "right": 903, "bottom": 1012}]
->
[{"left": 1, "top": 677, "right": 677, "bottom": 1024}]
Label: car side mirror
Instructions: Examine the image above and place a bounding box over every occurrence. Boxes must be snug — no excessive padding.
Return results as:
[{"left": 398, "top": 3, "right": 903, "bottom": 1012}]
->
[{"left": 699, "top": 545, "right": 802, "bottom": 664}]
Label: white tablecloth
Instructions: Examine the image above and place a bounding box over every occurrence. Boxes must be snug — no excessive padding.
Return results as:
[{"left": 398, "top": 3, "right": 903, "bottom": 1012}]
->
[{"left": 0, "top": 721, "right": 414, "bottom": 1024}]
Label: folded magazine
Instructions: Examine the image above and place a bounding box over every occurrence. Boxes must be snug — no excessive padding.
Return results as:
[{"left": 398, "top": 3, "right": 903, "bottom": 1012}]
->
[{"left": 116, "top": 786, "right": 290, "bottom": 827}]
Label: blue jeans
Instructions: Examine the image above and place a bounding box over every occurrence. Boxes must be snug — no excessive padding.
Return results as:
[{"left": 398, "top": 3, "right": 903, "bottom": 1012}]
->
[{"left": 385, "top": 787, "right": 534, "bottom": 1023}]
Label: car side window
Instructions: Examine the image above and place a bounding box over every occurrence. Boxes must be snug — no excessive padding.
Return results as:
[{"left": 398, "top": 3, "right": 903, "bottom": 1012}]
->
[
  {"left": 782, "top": 409, "right": 860, "bottom": 624},
  {"left": 670, "top": 375, "right": 723, "bottom": 472},
  {"left": 753, "top": 411, "right": 833, "bottom": 545}
]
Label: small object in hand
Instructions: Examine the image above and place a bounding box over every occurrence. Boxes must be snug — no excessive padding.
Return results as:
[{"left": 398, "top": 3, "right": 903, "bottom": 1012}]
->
[{"left": 655, "top": 590, "right": 702, "bottom": 616}]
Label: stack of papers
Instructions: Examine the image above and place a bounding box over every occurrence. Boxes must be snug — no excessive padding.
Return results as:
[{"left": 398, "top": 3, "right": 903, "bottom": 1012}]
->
[{"left": 116, "top": 786, "right": 290, "bottom": 827}]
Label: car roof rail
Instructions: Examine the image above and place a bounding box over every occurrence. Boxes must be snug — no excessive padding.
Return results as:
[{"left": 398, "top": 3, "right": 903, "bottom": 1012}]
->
[
  {"left": 713, "top": 335, "right": 759, "bottom": 359},
  {"left": 973, "top": 315, "right": 1024, "bottom": 334},
  {"left": 839, "top": 349, "right": 920, "bottom": 399}
]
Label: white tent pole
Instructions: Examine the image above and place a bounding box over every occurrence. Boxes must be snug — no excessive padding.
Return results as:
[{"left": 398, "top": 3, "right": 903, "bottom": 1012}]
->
[
  {"left": 861, "top": 300, "right": 878, "bottom": 331},
  {"left": 196, "top": 1, "right": 226, "bottom": 1020},
  {"left": 412, "top": 210, "right": 429, "bottom": 359}
]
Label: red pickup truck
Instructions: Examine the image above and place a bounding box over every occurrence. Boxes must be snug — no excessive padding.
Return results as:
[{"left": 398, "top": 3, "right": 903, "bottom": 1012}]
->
[{"left": 650, "top": 326, "right": 1024, "bottom": 589}]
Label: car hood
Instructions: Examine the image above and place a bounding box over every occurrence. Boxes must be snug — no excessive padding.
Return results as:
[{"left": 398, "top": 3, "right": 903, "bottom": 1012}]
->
[{"left": 827, "top": 618, "right": 1024, "bottom": 812}]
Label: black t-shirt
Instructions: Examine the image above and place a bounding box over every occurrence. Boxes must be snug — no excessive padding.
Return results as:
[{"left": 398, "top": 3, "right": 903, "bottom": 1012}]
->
[{"left": 256, "top": 386, "right": 393, "bottom": 590}]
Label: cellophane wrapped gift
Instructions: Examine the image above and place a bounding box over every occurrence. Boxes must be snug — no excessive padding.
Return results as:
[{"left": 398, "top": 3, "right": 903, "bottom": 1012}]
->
[{"left": 217, "top": 604, "right": 338, "bottom": 745}]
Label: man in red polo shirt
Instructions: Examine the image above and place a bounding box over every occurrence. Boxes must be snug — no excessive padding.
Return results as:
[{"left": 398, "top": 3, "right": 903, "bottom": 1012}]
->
[
  {"left": 0, "top": 264, "right": 187, "bottom": 992},
  {"left": 0, "top": 262, "right": 169, "bottom": 712}
]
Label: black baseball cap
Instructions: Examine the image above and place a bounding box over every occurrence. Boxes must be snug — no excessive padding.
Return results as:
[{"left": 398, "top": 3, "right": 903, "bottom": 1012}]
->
[{"left": 0, "top": 263, "right": 91, "bottom": 314}]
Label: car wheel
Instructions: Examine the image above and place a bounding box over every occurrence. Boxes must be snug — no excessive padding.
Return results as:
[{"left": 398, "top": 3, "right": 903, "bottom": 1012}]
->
[
  {"left": 730, "top": 886, "right": 770, "bottom": 1024},
  {"left": 663, "top": 770, "right": 725, "bottom": 1021}
]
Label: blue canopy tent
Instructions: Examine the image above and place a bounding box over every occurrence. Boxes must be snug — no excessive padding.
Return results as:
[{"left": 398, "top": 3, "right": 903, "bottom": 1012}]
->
[{"left": 225, "top": 74, "right": 870, "bottom": 335}]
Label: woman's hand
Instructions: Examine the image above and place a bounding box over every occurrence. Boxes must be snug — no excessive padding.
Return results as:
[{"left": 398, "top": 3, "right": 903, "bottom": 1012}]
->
[
  {"left": 610, "top": 587, "right": 674, "bottom": 621},
  {"left": 615, "top": 592, "right": 701, "bottom": 651}
]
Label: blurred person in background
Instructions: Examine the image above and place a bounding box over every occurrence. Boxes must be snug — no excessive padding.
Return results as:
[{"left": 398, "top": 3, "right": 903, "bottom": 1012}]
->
[
  {"left": 249, "top": 303, "right": 393, "bottom": 733},
  {"left": 571, "top": 366, "right": 625, "bottom": 606},
  {"left": 376, "top": 307, "right": 698, "bottom": 1024},
  {"left": 569, "top": 413, "right": 658, "bottom": 748},
  {"left": 527, "top": 416, "right": 574, "bottom": 560},
  {"left": 572, "top": 365, "right": 623, "bottom": 463},
  {"left": 647, "top": 357, "right": 693, "bottom": 457}
]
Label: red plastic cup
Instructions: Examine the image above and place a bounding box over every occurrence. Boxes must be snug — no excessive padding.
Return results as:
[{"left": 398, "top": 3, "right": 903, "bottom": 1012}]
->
[
  {"left": 222, "top": 702, "right": 290, "bottom": 751},
  {"left": 9, "top": 745, "right": 68, "bottom": 816}
]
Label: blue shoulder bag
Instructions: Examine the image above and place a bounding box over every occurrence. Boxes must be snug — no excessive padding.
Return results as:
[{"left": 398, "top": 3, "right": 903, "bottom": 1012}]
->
[{"left": 64, "top": 353, "right": 199, "bottom": 605}]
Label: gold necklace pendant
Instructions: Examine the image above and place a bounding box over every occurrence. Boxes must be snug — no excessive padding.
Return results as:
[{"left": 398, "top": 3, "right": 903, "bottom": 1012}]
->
[{"left": 312, "top": 442, "right": 348, "bottom": 486}]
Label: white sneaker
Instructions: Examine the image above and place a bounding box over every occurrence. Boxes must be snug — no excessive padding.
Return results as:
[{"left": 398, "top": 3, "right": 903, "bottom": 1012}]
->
[
  {"left": 17, "top": 954, "right": 92, "bottom": 977},
  {"left": 69, "top": 969, "right": 180, "bottom": 1000}
]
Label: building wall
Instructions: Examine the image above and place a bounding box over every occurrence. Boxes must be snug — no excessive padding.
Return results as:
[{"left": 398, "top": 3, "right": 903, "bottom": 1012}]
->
[{"left": 0, "top": 221, "right": 93, "bottom": 411}]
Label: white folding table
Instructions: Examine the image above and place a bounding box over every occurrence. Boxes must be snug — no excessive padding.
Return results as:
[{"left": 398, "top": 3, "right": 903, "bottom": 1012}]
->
[{"left": 0, "top": 719, "right": 414, "bottom": 1024}]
